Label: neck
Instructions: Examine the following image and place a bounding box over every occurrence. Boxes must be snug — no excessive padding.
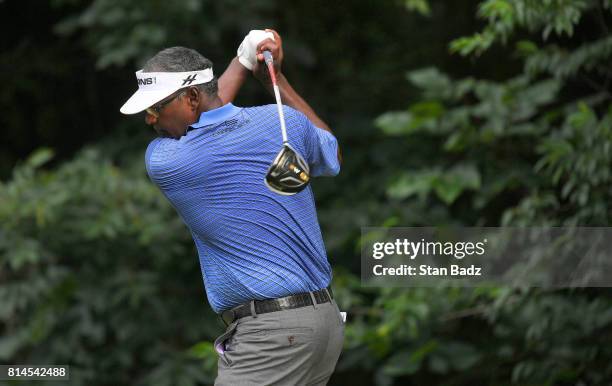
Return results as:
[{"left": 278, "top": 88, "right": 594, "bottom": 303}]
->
[{"left": 197, "top": 95, "right": 224, "bottom": 115}]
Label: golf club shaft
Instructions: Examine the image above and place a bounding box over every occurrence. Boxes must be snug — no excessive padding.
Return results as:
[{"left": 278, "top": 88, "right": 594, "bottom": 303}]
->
[{"left": 263, "top": 51, "right": 288, "bottom": 144}]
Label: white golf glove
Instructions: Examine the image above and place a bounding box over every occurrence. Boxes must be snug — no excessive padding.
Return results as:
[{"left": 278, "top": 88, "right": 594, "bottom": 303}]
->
[{"left": 237, "top": 30, "right": 275, "bottom": 70}]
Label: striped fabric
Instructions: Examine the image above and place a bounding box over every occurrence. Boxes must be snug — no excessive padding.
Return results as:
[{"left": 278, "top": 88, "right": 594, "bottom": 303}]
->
[{"left": 145, "top": 103, "right": 340, "bottom": 313}]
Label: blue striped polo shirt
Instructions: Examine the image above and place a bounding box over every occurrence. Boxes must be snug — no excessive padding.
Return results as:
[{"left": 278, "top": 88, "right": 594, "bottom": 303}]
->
[{"left": 144, "top": 103, "right": 340, "bottom": 313}]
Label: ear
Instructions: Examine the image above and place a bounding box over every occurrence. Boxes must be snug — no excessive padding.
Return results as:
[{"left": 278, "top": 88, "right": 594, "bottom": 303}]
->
[{"left": 186, "top": 87, "right": 200, "bottom": 110}]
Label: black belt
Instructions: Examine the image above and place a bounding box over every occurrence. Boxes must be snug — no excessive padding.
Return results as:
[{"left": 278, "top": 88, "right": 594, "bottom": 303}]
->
[{"left": 220, "top": 286, "right": 334, "bottom": 326}]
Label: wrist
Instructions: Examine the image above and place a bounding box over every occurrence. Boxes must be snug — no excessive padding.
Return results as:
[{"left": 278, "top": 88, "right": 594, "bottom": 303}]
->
[{"left": 231, "top": 57, "right": 250, "bottom": 77}]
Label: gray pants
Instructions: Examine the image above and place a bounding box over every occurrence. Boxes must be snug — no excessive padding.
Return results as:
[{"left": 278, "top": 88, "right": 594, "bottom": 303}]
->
[{"left": 214, "top": 298, "right": 345, "bottom": 386}]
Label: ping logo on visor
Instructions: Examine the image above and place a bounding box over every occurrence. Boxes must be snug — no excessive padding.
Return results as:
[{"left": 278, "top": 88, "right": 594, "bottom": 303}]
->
[
  {"left": 138, "top": 77, "right": 156, "bottom": 86},
  {"left": 120, "top": 68, "right": 214, "bottom": 115}
]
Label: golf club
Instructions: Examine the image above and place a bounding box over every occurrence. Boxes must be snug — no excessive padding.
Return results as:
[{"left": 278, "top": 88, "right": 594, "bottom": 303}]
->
[{"left": 262, "top": 50, "right": 311, "bottom": 195}]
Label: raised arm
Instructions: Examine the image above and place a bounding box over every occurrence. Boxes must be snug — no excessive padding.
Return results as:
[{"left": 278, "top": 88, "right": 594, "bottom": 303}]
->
[
  {"left": 253, "top": 30, "right": 341, "bottom": 164},
  {"left": 217, "top": 57, "right": 250, "bottom": 104},
  {"left": 218, "top": 30, "right": 285, "bottom": 105}
]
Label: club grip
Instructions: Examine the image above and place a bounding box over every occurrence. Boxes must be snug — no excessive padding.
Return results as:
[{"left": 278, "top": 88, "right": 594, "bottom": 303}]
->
[{"left": 263, "top": 50, "right": 273, "bottom": 65}]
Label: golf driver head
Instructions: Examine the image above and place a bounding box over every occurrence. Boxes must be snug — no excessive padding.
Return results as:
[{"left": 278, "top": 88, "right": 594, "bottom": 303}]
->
[{"left": 265, "top": 143, "right": 310, "bottom": 195}]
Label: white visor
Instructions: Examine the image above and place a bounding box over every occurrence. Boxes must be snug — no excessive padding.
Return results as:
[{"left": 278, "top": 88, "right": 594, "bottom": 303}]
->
[{"left": 120, "top": 68, "right": 214, "bottom": 114}]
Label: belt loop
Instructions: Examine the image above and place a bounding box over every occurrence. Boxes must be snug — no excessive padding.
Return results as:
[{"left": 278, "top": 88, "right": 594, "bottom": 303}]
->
[
  {"left": 309, "top": 291, "right": 318, "bottom": 309},
  {"left": 324, "top": 288, "right": 332, "bottom": 302},
  {"left": 250, "top": 300, "right": 258, "bottom": 318}
]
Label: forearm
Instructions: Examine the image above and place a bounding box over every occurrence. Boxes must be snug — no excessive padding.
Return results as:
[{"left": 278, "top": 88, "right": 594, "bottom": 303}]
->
[
  {"left": 217, "top": 57, "right": 250, "bottom": 104},
  {"left": 263, "top": 73, "right": 341, "bottom": 163},
  {"left": 263, "top": 74, "right": 333, "bottom": 135}
]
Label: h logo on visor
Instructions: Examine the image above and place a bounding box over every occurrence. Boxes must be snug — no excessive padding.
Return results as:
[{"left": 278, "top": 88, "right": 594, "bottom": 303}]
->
[{"left": 182, "top": 74, "right": 197, "bottom": 86}]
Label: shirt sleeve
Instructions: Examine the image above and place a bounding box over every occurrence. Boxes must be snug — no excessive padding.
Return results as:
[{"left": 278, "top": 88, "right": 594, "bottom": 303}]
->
[
  {"left": 144, "top": 137, "right": 180, "bottom": 190},
  {"left": 144, "top": 138, "right": 163, "bottom": 183},
  {"left": 298, "top": 112, "right": 341, "bottom": 177}
]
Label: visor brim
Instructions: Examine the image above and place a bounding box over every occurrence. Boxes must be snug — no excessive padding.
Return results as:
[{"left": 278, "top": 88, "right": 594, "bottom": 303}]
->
[{"left": 119, "top": 87, "right": 181, "bottom": 115}]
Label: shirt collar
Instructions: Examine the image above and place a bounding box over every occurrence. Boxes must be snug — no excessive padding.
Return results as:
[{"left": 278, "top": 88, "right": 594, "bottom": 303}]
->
[{"left": 189, "top": 103, "right": 242, "bottom": 129}]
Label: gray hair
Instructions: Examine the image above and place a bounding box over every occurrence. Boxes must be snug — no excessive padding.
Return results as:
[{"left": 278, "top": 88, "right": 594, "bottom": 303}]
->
[{"left": 143, "top": 46, "right": 218, "bottom": 97}]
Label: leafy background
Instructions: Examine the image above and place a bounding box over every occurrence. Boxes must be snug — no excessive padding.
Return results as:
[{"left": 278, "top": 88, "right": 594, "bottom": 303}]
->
[{"left": 1, "top": 0, "right": 612, "bottom": 385}]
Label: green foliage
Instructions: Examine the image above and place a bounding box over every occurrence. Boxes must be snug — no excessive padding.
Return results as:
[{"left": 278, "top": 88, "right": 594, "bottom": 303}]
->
[
  {"left": 345, "top": 0, "right": 612, "bottom": 384},
  {"left": 403, "top": 0, "right": 431, "bottom": 16},
  {"left": 450, "top": 0, "right": 593, "bottom": 56},
  {"left": 524, "top": 36, "right": 612, "bottom": 79},
  {"left": 377, "top": 0, "right": 611, "bottom": 228},
  {"left": 387, "top": 164, "right": 481, "bottom": 205},
  {"left": 338, "top": 279, "right": 612, "bottom": 385},
  {"left": 3, "top": 0, "right": 612, "bottom": 385},
  {"left": 52, "top": 0, "right": 274, "bottom": 68},
  {"left": 376, "top": 69, "right": 565, "bottom": 221},
  {"left": 0, "top": 149, "right": 221, "bottom": 385}
]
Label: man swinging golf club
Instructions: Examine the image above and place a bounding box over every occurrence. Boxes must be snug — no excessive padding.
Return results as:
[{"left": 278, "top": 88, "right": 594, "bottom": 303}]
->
[{"left": 120, "top": 29, "right": 344, "bottom": 385}]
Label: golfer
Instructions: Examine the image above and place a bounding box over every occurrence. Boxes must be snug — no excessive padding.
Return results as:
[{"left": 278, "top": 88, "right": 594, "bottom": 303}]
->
[{"left": 119, "top": 30, "right": 344, "bottom": 385}]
